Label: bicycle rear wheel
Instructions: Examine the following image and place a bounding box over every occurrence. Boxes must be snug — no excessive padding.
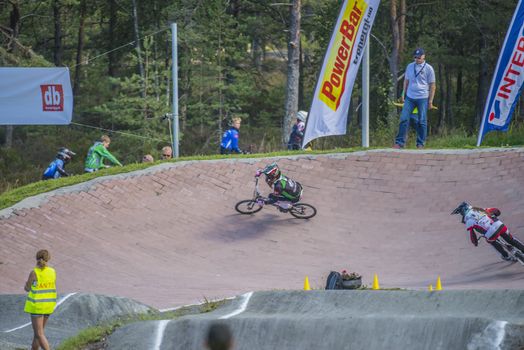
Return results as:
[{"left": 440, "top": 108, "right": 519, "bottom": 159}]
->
[
  {"left": 289, "top": 203, "right": 317, "bottom": 219},
  {"left": 514, "top": 251, "right": 524, "bottom": 266},
  {"left": 235, "top": 200, "right": 263, "bottom": 214}
]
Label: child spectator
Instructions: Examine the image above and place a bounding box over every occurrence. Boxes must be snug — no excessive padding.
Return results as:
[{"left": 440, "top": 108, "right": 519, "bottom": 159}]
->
[
  {"left": 142, "top": 154, "right": 154, "bottom": 163},
  {"left": 42, "top": 147, "right": 75, "bottom": 180},
  {"left": 287, "top": 110, "right": 307, "bottom": 150},
  {"left": 220, "top": 117, "right": 243, "bottom": 154},
  {"left": 84, "top": 135, "right": 122, "bottom": 172}
]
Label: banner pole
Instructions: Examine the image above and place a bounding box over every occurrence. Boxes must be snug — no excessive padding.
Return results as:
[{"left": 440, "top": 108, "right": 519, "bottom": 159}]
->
[
  {"left": 362, "top": 40, "right": 370, "bottom": 148},
  {"left": 171, "top": 23, "right": 179, "bottom": 158}
]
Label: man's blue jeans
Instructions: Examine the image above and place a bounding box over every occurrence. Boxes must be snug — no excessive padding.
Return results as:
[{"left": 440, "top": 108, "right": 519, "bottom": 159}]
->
[{"left": 395, "top": 97, "right": 428, "bottom": 147}]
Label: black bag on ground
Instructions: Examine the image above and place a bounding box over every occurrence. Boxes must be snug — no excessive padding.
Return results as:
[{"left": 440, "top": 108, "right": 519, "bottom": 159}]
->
[
  {"left": 341, "top": 277, "right": 362, "bottom": 289},
  {"left": 325, "top": 271, "right": 343, "bottom": 290}
]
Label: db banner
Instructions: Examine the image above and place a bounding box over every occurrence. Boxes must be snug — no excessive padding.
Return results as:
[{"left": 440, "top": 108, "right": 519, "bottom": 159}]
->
[
  {"left": 0, "top": 67, "right": 73, "bottom": 125},
  {"left": 477, "top": 0, "right": 524, "bottom": 146},
  {"left": 302, "top": 0, "right": 380, "bottom": 148}
]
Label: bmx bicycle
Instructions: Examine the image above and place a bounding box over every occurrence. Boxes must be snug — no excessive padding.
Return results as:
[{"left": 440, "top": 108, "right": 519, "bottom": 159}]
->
[
  {"left": 235, "top": 176, "right": 317, "bottom": 219},
  {"left": 479, "top": 235, "right": 524, "bottom": 266}
]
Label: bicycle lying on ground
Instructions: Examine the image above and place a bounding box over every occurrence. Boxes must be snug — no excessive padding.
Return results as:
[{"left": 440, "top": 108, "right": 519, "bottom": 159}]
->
[
  {"left": 235, "top": 176, "right": 317, "bottom": 219},
  {"left": 480, "top": 235, "right": 524, "bottom": 266}
]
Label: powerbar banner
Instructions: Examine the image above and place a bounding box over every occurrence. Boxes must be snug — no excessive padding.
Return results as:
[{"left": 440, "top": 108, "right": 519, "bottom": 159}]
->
[
  {"left": 477, "top": 0, "right": 524, "bottom": 146},
  {"left": 302, "top": 0, "right": 380, "bottom": 147},
  {"left": 0, "top": 67, "right": 73, "bottom": 125}
]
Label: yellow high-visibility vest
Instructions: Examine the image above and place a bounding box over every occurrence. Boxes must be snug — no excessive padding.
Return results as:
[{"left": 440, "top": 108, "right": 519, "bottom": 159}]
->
[{"left": 24, "top": 267, "right": 57, "bottom": 315}]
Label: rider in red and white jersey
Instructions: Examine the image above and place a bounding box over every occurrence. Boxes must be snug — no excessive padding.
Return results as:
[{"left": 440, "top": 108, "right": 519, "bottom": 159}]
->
[{"left": 452, "top": 202, "right": 524, "bottom": 261}]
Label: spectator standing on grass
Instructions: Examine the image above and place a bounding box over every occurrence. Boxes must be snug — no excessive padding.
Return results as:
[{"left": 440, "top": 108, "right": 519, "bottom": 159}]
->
[
  {"left": 24, "top": 249, "right": 56, "bottom": 350},
  {"left": 394, "top": 47, "right": 436, "bottom": 149},
  {"left": 84, "top": 135, "right": 122, "bottom": 172}
]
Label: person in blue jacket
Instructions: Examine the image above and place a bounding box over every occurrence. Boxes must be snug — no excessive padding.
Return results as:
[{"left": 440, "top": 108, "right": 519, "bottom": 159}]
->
[
  {"left": 220, "top": 117, "right": 243, "bottom": 154},
  {"left": 42, "top": 147, "right": 76, "bottom": 180}
]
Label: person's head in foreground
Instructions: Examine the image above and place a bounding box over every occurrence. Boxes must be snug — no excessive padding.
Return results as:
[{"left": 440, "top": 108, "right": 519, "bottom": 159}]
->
[{"left": 205, "top": 322, "right": 233, "bottom": 350}]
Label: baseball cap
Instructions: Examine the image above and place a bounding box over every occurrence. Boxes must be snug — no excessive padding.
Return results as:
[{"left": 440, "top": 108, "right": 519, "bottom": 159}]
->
[{"left": 413, "top": 48, "right": 425, "bottom": 57}]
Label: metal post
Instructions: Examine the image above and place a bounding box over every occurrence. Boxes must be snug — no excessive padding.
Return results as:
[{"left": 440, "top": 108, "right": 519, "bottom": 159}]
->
[
  {"left": 362, "top": 40, "right": 369, "bottom": 148},
  {"left": 171, "top": 23, "right": 179, "bottom": 158}
]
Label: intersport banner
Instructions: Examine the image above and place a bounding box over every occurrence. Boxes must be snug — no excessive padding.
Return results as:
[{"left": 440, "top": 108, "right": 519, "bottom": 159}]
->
[
  {"left": 477, "top": 0, "right": 524, "bottom": 146},
  {"left": 0, "top": 67, "right": 73, "bottom": 125},
  {"left": 302, "top": 0, "right": 380, "bottom": 148}
]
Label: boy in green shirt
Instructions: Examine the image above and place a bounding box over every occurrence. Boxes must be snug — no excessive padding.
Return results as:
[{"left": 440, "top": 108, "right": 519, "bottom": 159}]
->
[{"left": 84, "top": 135, "right": 123, "bottom": 172}]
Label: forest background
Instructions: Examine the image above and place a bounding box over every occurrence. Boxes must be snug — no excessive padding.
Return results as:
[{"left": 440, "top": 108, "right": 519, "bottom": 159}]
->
[{"left": 0, "top": 0, "right": 523, "bottom": 194}]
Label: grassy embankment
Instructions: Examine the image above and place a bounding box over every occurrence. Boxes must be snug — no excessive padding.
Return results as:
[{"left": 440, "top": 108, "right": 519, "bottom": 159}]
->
[
  {"left": 1, "top": 127, "right": 523, "bottom": 211},
  {"left": 56, "top": 298, "right": 224, "bottom": 350}
]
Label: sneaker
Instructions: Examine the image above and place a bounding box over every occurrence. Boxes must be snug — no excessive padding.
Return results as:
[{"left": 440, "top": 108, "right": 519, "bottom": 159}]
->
[
  {"left": 392, "top": 144, "right": 402, "bottom": 149},
  {"left": 276, "top": 201, "right": 292, "bottom": 212},
  {"left": 416, "top": 144, "right": 424, "bottom": 149}
]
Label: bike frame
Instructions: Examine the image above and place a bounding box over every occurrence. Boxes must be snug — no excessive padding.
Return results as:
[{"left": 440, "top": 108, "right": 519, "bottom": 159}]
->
[
  {"left": 252, "top": 176, "right": 290, "bottom": 210},
  {"left": 253, "top": 177, "right": 261, "bottom": 200},
  {"left": 479, "top": 234, "right": 524, "bottom": 264}
]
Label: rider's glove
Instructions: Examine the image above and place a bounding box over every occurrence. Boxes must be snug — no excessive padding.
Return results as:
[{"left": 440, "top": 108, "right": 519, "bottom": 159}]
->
[
  {"left": 469, "top": 230, "right": 478, "bottom": 247},
  {"left": 255, "top": 170, "right": 262, "bottom": 177}
]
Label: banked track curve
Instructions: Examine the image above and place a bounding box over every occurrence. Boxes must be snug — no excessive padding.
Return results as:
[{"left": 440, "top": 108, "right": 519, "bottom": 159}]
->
[{"left": 1, "top": 148, "right": 523, "bottom": 309}]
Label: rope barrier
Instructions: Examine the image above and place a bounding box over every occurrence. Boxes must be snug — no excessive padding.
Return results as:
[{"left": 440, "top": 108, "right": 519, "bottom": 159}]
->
[{"left": 70, "top": 122, "right": 169, "bottom": 142}]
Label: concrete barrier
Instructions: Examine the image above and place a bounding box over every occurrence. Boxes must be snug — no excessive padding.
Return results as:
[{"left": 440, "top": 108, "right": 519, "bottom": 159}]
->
[{"left": 106, "top": 290, "right": 524, "bottom": 350}]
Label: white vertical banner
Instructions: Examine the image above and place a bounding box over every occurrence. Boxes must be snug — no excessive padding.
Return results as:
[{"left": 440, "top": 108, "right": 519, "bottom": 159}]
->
[
  {"left": 302, "top": 0, "right": 380, "bottom": 148},
  {"left": 0, "top": 67, "right": 73, "bottom": 125}
]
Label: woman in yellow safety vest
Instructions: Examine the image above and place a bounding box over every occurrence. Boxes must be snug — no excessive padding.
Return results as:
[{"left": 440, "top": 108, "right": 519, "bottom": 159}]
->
[{"left": 24, "top": 250, "right": 57, "bottom": 350}]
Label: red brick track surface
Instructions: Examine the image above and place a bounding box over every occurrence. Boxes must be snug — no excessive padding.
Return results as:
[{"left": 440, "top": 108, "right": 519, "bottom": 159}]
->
[{"left": 1, "top": 149, "right": 523, "bottom": 309}]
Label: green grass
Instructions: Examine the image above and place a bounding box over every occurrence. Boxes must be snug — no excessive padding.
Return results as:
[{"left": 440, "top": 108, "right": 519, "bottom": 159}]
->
[
  {"left": 1, "top": 126, "right": 523, "bottom": 211},
  {"left": 55, "top": 299, "right": 225, "bottom": 350},
  {"left": 56, "top": 324, "right": 115, "bottom": 350},
  {"left": 0, "top": 148, "right": 368, "bottom": 210}
]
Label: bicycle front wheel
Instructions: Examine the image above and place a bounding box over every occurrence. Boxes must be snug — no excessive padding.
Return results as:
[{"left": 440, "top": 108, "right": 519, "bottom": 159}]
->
[
  {"left": 235, "top": 200, "right": 263, "bottom": 215},
  {"left": 290, "top": 203, "right": 317, "bottom": 219}
]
